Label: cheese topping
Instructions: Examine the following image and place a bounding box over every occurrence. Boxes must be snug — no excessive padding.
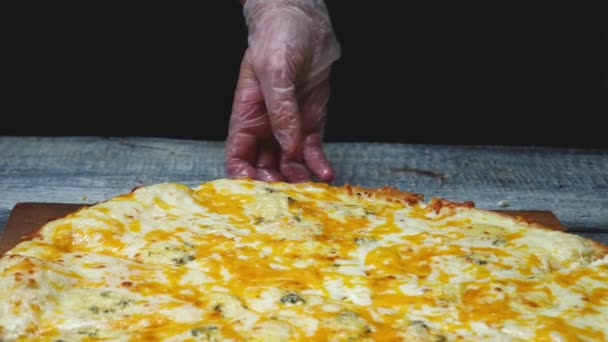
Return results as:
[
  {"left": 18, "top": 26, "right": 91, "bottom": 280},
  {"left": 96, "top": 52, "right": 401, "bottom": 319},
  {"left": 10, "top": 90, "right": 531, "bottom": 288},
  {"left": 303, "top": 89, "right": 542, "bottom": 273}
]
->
[{"left": 1, "top": 179, "right": 606, "bottom": 341}]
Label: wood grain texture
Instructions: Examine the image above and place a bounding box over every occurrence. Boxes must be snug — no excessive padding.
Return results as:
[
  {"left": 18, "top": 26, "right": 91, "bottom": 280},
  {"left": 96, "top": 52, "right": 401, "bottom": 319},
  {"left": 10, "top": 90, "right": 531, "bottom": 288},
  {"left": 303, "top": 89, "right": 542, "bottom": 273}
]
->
[
  {"left": 0, "top": 137, "right": 606, "bottom": 241},
  {"left": 0, "top": 204, "right": 570, "bottom": 255}
]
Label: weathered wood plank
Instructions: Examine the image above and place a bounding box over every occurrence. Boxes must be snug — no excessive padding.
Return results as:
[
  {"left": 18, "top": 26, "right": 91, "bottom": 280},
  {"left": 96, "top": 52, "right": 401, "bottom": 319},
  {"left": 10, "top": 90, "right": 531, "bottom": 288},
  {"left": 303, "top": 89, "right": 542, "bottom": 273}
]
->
[{"left": 1, "top": 137, "right": 606, "bottom": 237}]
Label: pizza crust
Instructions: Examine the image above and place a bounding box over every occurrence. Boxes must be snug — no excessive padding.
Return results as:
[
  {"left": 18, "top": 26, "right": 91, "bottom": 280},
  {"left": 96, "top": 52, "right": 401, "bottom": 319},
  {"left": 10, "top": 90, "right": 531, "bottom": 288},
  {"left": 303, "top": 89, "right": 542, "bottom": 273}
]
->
[{"left": 339, "top": 182, "right": 608, "bottom": 257}]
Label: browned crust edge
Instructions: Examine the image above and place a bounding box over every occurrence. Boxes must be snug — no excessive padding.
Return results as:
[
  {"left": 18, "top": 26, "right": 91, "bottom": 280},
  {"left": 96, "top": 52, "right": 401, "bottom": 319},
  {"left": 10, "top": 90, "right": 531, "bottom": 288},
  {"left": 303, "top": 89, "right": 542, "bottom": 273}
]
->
[
  {"left": 341, "top": 184, "right": 424, "bottom": 205},
  {"left": 338, "top": 184, "right": 476, "bottom": 212},
  {"left": 478, "top": 209, "right": 608, "bottom": 256},
  {"left": 489, "top": 210, "right": 562, "bottom": 232},
  {"left": 3, "top": 180, "right": 607, "bottom": 259},
  {"left": 336, "top": 183, "right": 608, "bottom": 257}
]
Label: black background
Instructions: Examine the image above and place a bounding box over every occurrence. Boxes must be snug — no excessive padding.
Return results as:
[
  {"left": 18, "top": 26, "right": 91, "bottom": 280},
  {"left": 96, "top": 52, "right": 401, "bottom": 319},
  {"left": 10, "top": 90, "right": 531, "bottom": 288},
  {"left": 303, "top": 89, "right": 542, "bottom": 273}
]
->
[{"left": 4, "top": 2, "right": 607, "bottom": 147}]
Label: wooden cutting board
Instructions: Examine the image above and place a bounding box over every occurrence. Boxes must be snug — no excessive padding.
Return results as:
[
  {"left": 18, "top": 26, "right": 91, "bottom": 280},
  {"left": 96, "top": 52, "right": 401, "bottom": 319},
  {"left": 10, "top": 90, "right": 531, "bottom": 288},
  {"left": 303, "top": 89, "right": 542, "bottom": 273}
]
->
[{"left": 0, "top": 202, "right": 567, "bottom": 255}]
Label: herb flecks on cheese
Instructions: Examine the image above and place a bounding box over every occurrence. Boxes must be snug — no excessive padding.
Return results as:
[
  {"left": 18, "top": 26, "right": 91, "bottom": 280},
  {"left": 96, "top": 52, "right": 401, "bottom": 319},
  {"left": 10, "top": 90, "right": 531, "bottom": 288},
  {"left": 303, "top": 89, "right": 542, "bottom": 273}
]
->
[{"left": 1, "top": 179, "right": 607, "bottom": 341}]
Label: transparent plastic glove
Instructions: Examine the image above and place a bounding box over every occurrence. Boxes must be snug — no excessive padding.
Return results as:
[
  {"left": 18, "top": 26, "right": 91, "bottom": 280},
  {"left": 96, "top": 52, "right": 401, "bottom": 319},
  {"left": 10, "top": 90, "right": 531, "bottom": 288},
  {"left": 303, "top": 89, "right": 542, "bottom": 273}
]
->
[{"left": 225, "top": 0, "right": 341, "bottom": 183}]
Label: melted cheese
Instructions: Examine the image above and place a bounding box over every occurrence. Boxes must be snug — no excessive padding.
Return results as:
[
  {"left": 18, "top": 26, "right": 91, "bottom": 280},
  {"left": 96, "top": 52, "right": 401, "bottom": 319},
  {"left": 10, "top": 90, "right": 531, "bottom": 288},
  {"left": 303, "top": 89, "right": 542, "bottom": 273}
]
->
[{"left": 1, "top": 178, "right": 607, "bottom": 341}]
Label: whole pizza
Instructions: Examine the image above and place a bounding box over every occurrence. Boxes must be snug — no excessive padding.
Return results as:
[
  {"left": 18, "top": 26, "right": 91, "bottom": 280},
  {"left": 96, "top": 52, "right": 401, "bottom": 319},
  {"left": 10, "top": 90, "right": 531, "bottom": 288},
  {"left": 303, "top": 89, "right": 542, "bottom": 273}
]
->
[{"left": 1, "top": 179, "right": 606, "bottom": 341}]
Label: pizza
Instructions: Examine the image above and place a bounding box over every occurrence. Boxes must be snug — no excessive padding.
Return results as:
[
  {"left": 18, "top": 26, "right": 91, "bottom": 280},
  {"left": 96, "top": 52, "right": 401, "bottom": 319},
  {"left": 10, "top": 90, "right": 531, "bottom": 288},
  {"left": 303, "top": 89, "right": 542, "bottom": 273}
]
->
[{"left": 0, "top": 178, "right": 606, "bottom": 341}]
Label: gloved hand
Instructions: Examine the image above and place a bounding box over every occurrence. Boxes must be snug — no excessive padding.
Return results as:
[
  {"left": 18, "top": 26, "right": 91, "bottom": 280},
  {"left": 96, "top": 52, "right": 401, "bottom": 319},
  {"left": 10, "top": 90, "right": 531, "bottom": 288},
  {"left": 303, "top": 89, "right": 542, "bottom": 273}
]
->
[{"left": 225, "top": 0, "right": 341, "bottom": 183}]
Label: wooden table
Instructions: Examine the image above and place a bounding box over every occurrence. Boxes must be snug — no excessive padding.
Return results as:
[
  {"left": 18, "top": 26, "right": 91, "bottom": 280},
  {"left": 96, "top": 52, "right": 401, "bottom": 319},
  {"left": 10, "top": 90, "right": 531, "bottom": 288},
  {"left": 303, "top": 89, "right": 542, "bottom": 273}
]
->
[{"left": 1, "top": 136, "right": 606, "bottom": 244}]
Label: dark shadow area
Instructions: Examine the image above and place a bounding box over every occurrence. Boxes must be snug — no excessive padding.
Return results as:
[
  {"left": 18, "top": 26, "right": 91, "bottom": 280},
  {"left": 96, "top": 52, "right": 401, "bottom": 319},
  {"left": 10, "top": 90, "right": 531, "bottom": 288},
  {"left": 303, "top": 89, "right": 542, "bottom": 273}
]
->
[{"left": 3, "top": 2, "right": 605, "bottom": 148}]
